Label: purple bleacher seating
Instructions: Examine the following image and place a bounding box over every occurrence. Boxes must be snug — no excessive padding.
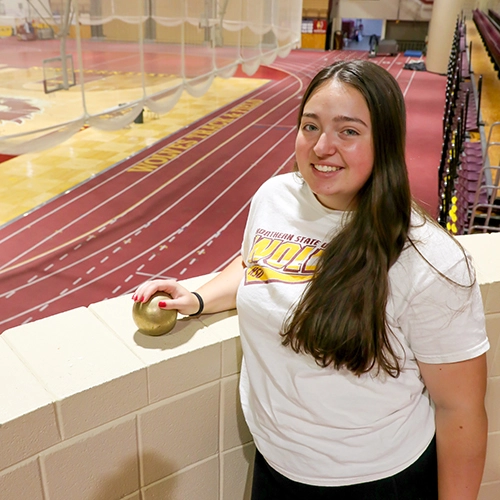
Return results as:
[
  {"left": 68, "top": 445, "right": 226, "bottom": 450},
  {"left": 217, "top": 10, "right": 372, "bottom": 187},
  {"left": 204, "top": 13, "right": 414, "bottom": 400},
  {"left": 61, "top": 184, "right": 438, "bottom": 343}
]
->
[{"left": 473, "top": 9, "right": 500, "bottom": 74}]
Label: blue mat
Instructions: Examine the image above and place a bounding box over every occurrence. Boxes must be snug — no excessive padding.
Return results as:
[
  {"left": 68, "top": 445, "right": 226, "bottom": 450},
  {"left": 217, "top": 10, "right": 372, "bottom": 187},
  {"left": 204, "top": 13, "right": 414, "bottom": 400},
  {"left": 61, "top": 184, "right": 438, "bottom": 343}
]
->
[{"left": 404, "top": 50, "right": 423, "bottom": 57}]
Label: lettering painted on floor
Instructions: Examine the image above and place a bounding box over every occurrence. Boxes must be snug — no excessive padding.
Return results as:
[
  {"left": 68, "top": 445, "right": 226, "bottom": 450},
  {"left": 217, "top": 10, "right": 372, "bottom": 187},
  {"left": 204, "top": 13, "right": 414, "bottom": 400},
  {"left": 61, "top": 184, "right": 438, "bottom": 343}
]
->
[{"left": 127, "top": 99, "right": 263, "bottom": 173}]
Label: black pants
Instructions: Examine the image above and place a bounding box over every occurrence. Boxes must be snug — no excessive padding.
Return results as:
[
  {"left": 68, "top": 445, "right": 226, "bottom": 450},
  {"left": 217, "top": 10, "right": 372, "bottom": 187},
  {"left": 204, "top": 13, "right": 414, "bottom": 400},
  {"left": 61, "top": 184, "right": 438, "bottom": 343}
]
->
[{"left": 251, "top": 437, "right": 437, "bottom": 500}]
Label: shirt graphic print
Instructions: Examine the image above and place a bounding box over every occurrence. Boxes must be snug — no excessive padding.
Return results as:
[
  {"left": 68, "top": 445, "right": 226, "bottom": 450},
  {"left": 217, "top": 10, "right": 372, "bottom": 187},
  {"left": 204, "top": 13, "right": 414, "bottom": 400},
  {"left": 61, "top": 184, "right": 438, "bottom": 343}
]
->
[{"left": 245, "top": 227, "right": 327, "bottom": 285}]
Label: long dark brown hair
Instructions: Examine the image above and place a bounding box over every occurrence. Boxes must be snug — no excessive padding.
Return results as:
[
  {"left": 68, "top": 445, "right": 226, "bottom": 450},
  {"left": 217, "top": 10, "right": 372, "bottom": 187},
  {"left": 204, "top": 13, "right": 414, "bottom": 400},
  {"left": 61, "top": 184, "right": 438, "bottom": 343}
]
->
[{"left": 281, "top": 60, "right": 412, "bottom": 377}]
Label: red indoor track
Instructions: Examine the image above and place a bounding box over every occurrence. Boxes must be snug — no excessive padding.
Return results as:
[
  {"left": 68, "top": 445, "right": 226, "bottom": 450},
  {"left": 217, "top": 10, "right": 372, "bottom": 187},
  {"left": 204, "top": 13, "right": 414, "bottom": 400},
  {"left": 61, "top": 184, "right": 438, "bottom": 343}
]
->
[{"left": 0, "top": 50, "right": 446, "bottom": 332}]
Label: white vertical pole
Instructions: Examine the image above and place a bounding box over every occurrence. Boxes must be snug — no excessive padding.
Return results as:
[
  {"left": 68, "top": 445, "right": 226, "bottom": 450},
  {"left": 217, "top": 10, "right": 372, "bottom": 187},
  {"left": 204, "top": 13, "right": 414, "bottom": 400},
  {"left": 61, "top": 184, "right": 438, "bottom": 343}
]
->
[{"left": 426, "top": 0, "right": 465, "bottom": 74}]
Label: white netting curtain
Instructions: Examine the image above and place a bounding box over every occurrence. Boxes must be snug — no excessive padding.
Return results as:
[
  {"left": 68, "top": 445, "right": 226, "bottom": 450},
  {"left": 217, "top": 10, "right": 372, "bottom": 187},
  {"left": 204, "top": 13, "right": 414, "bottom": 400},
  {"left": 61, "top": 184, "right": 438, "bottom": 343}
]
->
[{"left": 0, "top": 0, "right": 302, "bottom": 155}]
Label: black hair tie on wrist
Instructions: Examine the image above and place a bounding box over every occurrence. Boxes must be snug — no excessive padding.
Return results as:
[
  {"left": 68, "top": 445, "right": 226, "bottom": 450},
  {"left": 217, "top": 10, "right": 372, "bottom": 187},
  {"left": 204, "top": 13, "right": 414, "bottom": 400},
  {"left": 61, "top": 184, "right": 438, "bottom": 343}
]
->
[{"left": 189, "top": 292, "right": 204, "bottom": 316}]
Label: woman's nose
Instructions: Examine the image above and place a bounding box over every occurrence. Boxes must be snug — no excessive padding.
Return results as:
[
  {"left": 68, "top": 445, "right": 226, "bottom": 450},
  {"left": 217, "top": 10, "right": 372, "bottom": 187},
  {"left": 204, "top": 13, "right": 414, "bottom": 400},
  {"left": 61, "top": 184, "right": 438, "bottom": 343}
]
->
[{"left": 313, "top": 132, "right": 336, "bottom": 157}]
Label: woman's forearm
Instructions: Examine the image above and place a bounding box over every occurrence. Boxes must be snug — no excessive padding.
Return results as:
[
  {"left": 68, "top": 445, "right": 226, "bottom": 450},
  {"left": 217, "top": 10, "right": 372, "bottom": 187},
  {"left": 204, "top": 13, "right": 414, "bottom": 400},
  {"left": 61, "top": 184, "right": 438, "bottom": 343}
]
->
[
  {"left": 418, "top": 355, "right": 488, "bottom": 500},
  {"left": 195, "top": 256, "right": 245, "bottom": 314},
  {"left": 435, "top": 406, "right": 487, "bottom": 499}
]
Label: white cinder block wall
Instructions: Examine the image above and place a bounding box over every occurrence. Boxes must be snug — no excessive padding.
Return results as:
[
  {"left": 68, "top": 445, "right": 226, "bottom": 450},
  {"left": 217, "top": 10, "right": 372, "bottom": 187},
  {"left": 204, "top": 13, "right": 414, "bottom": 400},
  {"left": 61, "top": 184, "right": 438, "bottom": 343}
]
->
[
  {"left": 1, "top": 234, "right": 500, "bottom": 500},
  {"left": 458, "top": 233, "right": 500, "bottom": 500},
  {"left": 0, "top": 275, "right": 254, "bottom": 500}
]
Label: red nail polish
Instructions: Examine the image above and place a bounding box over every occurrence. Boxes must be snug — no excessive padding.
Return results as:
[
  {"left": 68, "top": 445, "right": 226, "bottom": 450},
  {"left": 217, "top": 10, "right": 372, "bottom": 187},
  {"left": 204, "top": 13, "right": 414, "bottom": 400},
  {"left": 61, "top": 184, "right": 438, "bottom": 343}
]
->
[{"left": 158, "top": 301, "right": 166, "bottom": 308}]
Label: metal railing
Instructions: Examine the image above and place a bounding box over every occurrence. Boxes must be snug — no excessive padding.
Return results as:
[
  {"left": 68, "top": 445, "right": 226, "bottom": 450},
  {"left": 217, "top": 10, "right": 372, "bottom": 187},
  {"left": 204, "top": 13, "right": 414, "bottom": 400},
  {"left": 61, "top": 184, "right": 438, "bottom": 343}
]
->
[{"left": 396, "top": 40, "right": 426, "bottom": 53}]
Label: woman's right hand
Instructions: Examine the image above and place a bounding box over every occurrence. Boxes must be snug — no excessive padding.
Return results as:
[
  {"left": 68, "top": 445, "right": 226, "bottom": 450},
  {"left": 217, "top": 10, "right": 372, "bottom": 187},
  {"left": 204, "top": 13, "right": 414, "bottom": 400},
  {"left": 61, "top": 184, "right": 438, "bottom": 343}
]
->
[
  {"left": 132, "top": 280, "right": 201, "bottom": 316},
  {"left": 132, "top": 256, "right": 244, "bottom": 317}
]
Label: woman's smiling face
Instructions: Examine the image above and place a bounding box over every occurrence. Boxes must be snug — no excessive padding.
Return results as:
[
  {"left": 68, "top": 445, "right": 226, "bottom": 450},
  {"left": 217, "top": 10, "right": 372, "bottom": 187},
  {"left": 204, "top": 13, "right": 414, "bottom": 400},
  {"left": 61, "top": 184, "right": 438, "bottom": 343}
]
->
[{"left": 295, "top": 79, "right": 374, "bottom": 211}]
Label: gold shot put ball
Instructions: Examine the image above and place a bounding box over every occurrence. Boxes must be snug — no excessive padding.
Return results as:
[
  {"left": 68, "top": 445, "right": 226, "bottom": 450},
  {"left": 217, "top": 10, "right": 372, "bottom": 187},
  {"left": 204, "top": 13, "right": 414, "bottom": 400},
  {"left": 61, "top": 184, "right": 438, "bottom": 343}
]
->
[{"left": 132, "top": 291, "right": 177, "bottom": 336}]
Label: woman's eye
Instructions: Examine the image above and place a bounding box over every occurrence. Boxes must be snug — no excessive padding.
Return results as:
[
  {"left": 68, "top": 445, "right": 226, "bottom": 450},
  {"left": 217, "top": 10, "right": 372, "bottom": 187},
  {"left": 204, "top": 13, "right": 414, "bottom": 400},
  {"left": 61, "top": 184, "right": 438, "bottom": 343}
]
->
[
  {"left": 343, "top": 128, "right": 359, "bottom": 136},
  {"left": 302, "top": 123, "right": 318, "bottom": 132}
]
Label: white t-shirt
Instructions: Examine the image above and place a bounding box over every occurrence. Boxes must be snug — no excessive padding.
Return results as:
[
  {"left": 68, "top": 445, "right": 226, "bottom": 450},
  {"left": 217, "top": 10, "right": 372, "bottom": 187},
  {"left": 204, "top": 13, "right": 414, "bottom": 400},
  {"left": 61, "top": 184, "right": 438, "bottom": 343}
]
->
[{"left": 237, "top": 173, "right": 489, "bottom": 487}]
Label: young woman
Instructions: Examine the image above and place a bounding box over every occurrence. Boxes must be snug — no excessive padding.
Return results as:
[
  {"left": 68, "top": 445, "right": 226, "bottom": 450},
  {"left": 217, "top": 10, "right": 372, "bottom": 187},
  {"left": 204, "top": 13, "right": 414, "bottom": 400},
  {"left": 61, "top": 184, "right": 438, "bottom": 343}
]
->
[{"left": 133, "top": 60, "right": 489, "bottom": 499}]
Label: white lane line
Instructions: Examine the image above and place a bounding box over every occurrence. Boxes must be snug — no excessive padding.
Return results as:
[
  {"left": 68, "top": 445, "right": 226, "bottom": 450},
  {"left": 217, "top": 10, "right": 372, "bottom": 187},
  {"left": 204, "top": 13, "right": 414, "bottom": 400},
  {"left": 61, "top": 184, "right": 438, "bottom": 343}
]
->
[
  {"left": 403, "top": 70, "right": 418, "bottom": 97},
  {"left": 394, "top": 57, "right": 412, "bottom": 80},
  {"left": 135, "top": 271, "right": 176, "bottom": 280},
  {"left": 386, "top": 52, "right": 403, "bottom": 72},
  {"left": 212, "top": 250, "right": 241, "bottom": 273}
]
